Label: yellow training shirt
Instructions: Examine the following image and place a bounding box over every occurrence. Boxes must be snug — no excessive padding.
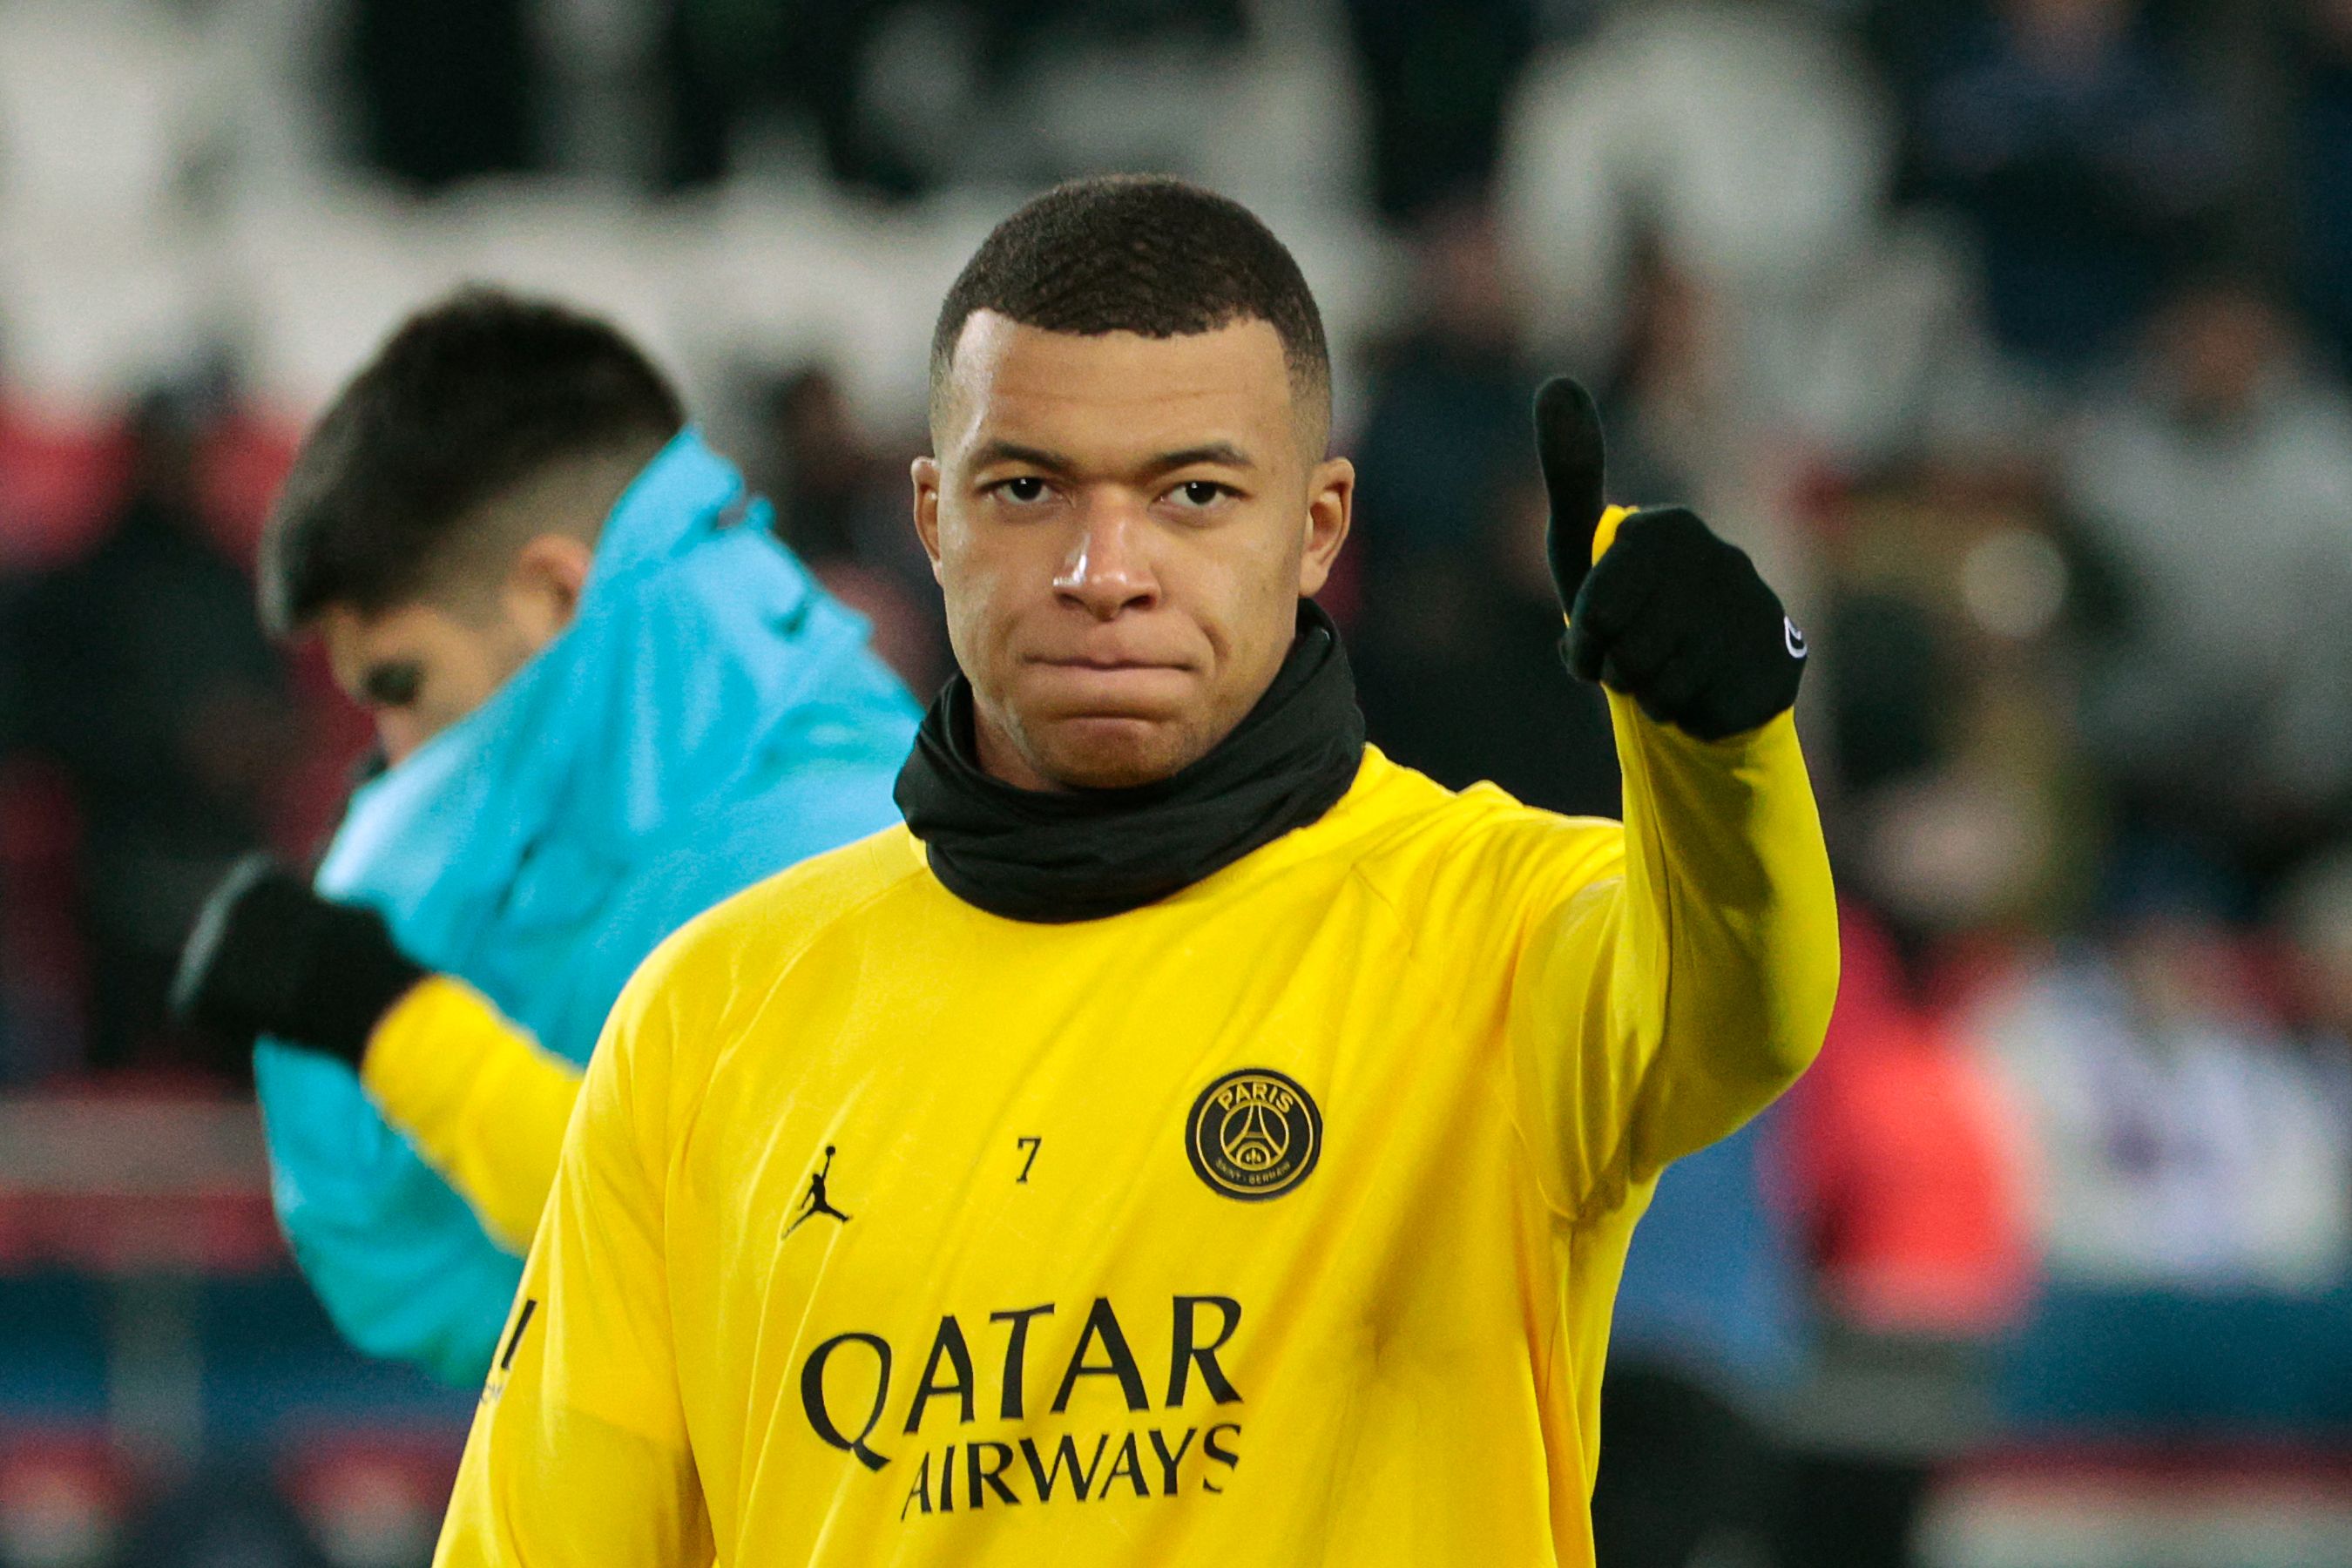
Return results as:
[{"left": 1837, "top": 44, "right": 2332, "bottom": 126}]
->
[{"left": 436, "top": 693, "right": 1836, "bottom": 1567}]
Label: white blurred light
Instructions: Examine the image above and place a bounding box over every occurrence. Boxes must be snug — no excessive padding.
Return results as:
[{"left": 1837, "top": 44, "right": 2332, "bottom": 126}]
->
[{"left": 1961, "top": 526, "right": 2067, "bottom": 641}]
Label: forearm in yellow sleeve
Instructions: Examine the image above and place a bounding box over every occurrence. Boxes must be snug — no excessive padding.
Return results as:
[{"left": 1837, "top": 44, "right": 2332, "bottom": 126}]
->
[
  {"left": 1508, "top": 511, "right": 1838, "bottom": 1215},
  {"left": 359, "top": 976, "right": 585, "bottom": 1253},
  {"left": 1606, "top": 693, "right": 1839, "bottom": 1177}
]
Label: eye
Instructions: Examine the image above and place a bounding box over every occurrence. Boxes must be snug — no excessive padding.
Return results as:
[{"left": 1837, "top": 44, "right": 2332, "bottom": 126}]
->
[
  {"left": 362, "top": 662, "right": 423, "bottom": 709},
  {"left": 995, "top": 476, "right": 1051, "bottom": 504},
  {"left": 1171, "top": 480, "right": 1230, "bottom": 508}
]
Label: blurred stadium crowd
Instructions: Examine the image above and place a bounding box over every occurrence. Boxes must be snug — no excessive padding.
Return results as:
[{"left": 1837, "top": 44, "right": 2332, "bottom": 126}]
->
[{"left": 4, "top": 0, "right": 2352, "bottom": 1564}]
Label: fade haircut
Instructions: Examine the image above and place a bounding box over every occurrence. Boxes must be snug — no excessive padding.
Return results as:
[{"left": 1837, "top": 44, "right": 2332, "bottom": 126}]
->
[
  {"left": 929, "top": 175, "right": 1332, "bottom": 444},
  {"left": 260, "top": 287, "right": 685, "bottom": 635}
]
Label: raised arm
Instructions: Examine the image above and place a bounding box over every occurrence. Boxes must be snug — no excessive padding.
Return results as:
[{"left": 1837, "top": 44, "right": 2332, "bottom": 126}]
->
[
  {"left": 435, "top": 945, "right": 713, "bottom": 1566},
  {"left": 1507, "top": 382, "right": 1837, "bottom": 1216}
]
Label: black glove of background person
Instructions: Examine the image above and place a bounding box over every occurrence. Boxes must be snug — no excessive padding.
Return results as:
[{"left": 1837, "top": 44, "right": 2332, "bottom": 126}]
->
[
  {"left": 1535, "top": 377, "right": 1807, "bottom": 741},
  {"left": 171, "top": 854, "right": 428, "bottom": 1069}
]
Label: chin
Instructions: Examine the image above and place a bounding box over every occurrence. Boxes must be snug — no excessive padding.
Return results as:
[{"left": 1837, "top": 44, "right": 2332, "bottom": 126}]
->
[{"left": 1036, "top": 715, "right": 1204, "bottom": 790}]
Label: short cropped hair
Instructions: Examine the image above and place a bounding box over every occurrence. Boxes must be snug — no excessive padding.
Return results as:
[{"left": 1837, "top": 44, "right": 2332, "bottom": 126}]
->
[
  {"left": 260, "top": 287, "right": 684, "bottom": 634},
  {"left": 929, "top": 175, "right": 1331, "bottom": 433}
]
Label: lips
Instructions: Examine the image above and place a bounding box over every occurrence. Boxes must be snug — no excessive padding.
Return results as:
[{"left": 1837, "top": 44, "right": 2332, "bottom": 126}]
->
[
  {"left": 1032, "top": 657, "right": 1186, "bottom": 672},
  {"left": 1022, "top": 656, "right": 1194, "bottom": 715}
]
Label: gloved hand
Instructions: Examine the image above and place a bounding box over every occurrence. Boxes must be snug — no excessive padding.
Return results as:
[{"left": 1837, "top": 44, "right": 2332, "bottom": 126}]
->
[
  {"left": 172, "top": 854, "right": 428, "bottom": 1068},
  {"left": 1534, "top": 376, "right": 1807, "bottom": 741}
]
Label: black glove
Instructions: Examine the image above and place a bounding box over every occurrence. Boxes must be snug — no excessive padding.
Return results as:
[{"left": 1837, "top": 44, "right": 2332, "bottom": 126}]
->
[
  {"left": 1534, "top": 376, "right": 1807, "bottom": 741},
  {"left": 171, "top": 854, "right": 428, "bottom": 1068}
]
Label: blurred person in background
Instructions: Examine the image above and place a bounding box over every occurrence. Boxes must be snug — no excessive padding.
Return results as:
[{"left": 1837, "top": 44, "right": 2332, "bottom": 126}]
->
[
  {"left": 1342, "top": 0, "right": 1537, "bottom": 220},
  {"left": 1348, "top": 211, "right": 1532, "bottom": 578},
  {"left": 1575, "top": 236, "right": 1814, "bottom": 605},
  {"left": 2062, "top": 276, "right": 2352, "bottom": 868},
  {"left": 754, "top": 366, "right": 891, "bottom": 567},
  {"left": 171, "top": 289, "right": 919, "bottom": 1384},
  {"left": 1769, "top": 454, "right": 2112, "bottom": 1565},
  {"left": 1350, "top": 208, "right": 1619, "bottom": 818},
  {"left": 1353, "top": 475, "right": 1620, "bottom": 820},
  {"left": 1584, "top": 239, "right": 1731, "bottom": 508},
  {"left": 659, "top": 0, "right": 1262, "bottom": 198},
  {"left": 1, "top": 379, "right": 300, "bottom": 1073},
  {"left": 747, "top": 363, "right": 949, "bottom": 694},
  {"left": 1497, "top": 0, "right": 1893, "bottom": 375},
  {"left": 2291, "top": 0, "right": 2352, "bottom": 373},
  {"left": 1773, "top": 902, "right": 2038, "bottom": 1568},
  {"left": 1815, "top": 459, "right": 2106, "bottom": 934},
  {"left": 1908, "top": 0, "right": 2239, "bottom": 376},
  {"left": 658, "top": 0, "right": 911, "bottom": 194},
  {"left": 1974, "top": 852, "right": 2352, "bottom": 1434}
]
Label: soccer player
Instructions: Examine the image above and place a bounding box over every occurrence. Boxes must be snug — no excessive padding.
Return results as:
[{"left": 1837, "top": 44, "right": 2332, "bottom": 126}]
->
[
  {"left": 171, "top": 289, "right": 918, "bottom": 1383},
  {"left": 435, "top": 179, "right": 1836, "bottom": 1565}
]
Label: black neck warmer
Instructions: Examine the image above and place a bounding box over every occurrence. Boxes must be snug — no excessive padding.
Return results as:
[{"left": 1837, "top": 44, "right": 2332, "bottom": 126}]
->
[{"left": 894, "top": 601, "right": 1367, "bottom": 923}]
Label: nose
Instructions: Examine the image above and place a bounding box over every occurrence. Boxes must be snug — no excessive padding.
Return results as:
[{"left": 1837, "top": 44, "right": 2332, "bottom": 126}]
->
[
  {"left": 1053, "top": 501, "right": 1159, "bottom": 619},
  {"left": 375, "top": 715, "right": 425, "bottom": 766}
]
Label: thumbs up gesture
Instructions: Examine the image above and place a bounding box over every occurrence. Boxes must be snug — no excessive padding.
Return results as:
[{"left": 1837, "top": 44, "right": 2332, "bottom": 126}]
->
[{"left": 1533, "top": 378, "right": 1807, "bottom": 742}]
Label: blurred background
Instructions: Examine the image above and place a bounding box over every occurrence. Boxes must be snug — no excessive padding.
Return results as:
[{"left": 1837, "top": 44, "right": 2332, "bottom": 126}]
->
[{"left": 3, "top": 0, "right": 2352, "bottom": 1563}]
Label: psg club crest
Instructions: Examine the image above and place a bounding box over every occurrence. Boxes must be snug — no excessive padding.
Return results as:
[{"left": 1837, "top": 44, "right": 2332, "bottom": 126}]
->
[{"left": 1186, "top": 1068, "right": 1322, "bottom": 1201}]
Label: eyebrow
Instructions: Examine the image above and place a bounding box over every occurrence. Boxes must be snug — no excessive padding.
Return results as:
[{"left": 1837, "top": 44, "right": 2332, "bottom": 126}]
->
[
  {"left": 970, "top": 440, "right": 1078, "bottom": 476},
  {"left": 1144, "top": 443, "right": 1257, "bottom": 476},
  {"left": 969, "top": 439, "right": 1260, "bottom": 479}
]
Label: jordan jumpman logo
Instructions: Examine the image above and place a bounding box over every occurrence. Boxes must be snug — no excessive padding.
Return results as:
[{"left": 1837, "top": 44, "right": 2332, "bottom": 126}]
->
[{"left": 786, "top": 1145, "right": 852, "bottom": 1235}]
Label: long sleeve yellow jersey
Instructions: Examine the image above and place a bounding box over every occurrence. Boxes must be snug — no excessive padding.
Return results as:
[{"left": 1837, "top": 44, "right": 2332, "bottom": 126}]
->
[
  {"left": 360, "top": 978, "right": 585, "bottom": 1254},
  {"left": 435, "top": 693, "right": 1837, "bottom": 1566}
]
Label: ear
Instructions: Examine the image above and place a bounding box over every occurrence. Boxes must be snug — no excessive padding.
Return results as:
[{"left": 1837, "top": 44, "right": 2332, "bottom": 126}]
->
[
  {"left": 504, "top": 533, "right": 596, "bottom": 647},
  {"left": 1296, "top": 456, "right": 1355, "bottom": 598},
  {"left": 910, "top": 456, "right": 945, "bottom": 585}
]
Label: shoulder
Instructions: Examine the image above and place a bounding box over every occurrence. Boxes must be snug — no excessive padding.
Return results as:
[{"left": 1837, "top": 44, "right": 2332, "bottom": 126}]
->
[
  {"left": 574, "top": 823, "right": 923, "bottom": 1159},
  {"left": 1333, "top": 747, "right": 1625, "bottom": 914},
  {"left": 1340, "top": 746, "right": 1621, "bottom": 848},
  {"left": 606, "top": 823, "right": 928, "bottom": 1048},
  {"left": 652, "top": 823, "right": 924, "bottom": 983}
]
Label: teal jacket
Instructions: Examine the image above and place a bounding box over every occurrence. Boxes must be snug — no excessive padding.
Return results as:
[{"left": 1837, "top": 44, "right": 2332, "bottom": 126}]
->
[{"left": 253, "top": 431, "right": 919, "bottom": 1384}]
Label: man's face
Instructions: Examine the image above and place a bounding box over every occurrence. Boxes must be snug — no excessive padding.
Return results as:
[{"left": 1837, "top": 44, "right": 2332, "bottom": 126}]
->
[
  {"left": 914, "top": 314, "right": 1352, "bottom": 791},
  {"left": 317, "top": 599, "right": 547, "bottom": 764},
  {"left": 314, "top": 532, "right": 594, "bottom": 764}
]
